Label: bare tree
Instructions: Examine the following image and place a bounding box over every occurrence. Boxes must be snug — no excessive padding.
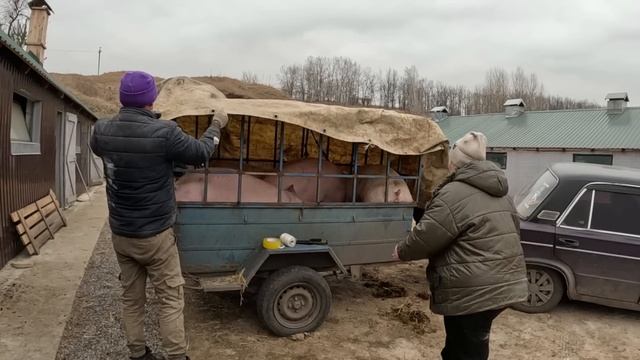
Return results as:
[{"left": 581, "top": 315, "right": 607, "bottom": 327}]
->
[
  {"left": 278, "top": 56, "right": 599, "bottom": 114},
  {"left": 511, "top": 67, "right": 528, "bottom": 99},
  {"left": 483, "top": 67, "right": 510, "bottom": 113},
  {"left": 359, "top": 67, "right": 376, "bottom": 106},
  {"left": 303, "top": 56, "right": 324, "bottom": 102},
  {"left": 399, "top": 66, "right": 422, "bottom": 113},
  {"left": 379, "top": 68, "right": 399, "bottom": 108},
  {"left": 241, "top": 71, "right": 259, "bottom": 84},
  {"left": 1, "top": 0, "right": 30, "bottom": 46},
  {"left": 278, "top": 65, "right": 297, "bottom": 98}
]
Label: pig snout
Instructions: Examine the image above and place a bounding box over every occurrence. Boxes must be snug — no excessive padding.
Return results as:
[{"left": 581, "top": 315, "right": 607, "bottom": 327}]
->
[
  {"left": 389, "top": 180, "right": 414, "bottom": 203},
  {"left": 392, "top": 188, "right": 402, "bottom": 202}
]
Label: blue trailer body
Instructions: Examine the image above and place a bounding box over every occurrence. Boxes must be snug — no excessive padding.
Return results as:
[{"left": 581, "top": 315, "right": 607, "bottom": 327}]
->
[{"left": 175, "top": 204, "right": 413, "bottom": 275}]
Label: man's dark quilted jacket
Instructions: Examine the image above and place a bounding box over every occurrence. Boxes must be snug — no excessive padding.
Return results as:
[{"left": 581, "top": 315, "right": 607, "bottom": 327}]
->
[{"left": 91, "top": 107, "right": 220, "bottom": 238}]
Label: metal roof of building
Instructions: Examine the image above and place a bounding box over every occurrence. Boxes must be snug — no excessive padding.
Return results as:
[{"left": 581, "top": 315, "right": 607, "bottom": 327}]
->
[
  {"left": 438, "top": 107, "right": 640, "bottom": 150},
  {"left": 0, "top": 29, "right": 97, "bottom": 119}
]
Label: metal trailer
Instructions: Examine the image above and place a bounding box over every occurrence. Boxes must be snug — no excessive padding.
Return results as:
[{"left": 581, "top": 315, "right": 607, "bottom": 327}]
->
[
  {"left": 175, "top": 114, "right": 429, "bottom": 336},
  {"left": 153, "top": 73, "right": 449, "bottom": 335}
]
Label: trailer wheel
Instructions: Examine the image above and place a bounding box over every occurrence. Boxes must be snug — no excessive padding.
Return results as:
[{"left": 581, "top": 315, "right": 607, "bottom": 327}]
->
[{"left": 256, "top": 266, "right": 331, "bottom": 336}]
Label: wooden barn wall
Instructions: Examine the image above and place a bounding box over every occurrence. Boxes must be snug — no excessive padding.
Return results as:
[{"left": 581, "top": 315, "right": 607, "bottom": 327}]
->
[{"left": 0, "top": 47, "right": 95, "bottom": 268}]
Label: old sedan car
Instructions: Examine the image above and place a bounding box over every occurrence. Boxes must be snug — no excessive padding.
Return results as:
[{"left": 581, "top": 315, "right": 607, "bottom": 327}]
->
[{"left": 512, "top": 162, "right": 640, "bottom": 313}]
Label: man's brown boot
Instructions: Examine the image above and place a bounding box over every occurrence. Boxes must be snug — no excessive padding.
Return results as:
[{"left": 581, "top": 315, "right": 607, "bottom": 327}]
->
[{"left": 130, "top": 347, "right": 160, "bottom": 360}]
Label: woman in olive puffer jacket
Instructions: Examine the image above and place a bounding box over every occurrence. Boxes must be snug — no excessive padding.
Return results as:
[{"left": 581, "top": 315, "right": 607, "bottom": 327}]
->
[{"left": 395, "top": 132, "right": 528, "bottom": 360}]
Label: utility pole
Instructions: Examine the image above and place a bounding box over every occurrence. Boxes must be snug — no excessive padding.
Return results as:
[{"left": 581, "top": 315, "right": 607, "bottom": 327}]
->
[{"left": 97, "top": 46, "right": 102, "bottom": 75}]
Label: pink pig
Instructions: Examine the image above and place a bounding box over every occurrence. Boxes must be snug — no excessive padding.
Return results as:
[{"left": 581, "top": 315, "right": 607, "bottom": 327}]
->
[
  {"left": 356, "top": 165, "right": 414, "bottom": 203},
  {"left": 264, "top": 159, "right": 348, "bottom": 203},
  {"left": 175, "top": 170, "right": 302, "bottom": 203}
]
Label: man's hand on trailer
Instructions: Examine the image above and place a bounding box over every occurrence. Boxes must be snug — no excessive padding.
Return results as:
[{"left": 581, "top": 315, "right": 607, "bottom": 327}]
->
[{"left": 212, "top": 108, "right": 229, "bottom": 128}]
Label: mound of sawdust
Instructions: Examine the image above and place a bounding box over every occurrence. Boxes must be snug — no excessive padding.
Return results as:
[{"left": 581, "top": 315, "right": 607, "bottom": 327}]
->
[
  {"left": 386, "top": 302, "right": 436, "bottom": 335},
  {"left": 51, "top": 72, "right": 288, "bottom": 118},
  {"left": 194, "top": 76, "right": 288, "bottom": 100}
]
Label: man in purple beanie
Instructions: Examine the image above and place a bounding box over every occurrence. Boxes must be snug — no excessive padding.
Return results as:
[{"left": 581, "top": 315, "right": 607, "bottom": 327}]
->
[{"left": 91, "top": 71, "right": 227, "bottom": 360}]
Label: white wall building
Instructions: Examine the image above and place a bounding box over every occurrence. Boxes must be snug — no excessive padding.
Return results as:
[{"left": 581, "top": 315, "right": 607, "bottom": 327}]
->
[{"left": 435, "top": 94, "right": 640, "bottom": 196}]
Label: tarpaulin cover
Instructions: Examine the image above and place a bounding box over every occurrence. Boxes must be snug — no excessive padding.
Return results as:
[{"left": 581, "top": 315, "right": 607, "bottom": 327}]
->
[
  {"left": 156, "top": 77, "right": 447, "bottom": 156},
  {"left": 155, "top": 77, "right": 450, "bottom": 206}
]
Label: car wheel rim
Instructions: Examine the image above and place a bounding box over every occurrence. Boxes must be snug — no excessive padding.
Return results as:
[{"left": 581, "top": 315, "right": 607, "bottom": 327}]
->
[
  {"left": 525, "top": 269, "right": 555, "bottom": 306},
  {"left": 274, "top": 283, "right": 321, "bottom": 329}
]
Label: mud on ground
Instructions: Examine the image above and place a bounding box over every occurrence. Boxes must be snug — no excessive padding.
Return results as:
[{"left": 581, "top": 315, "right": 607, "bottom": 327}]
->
[{"left": 57, "top": 230, "right": 640, "bottom": 360}]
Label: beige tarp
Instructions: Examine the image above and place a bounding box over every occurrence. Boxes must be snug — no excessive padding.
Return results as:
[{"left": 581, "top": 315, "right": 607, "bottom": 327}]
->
[
  {"left": 156, "top": 77, "right": 447, "bottom": 156},
  {"left": 155, "top": 77, "right": 449, "bottom": 206}
]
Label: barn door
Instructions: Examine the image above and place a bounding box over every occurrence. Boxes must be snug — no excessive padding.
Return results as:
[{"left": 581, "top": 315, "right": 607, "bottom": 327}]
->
[
  {"left": 64, "top": 113, "right": 78, "bottom": 205},
  {"left": 89, "top": 125, "right": 104, "bottom": 184}
]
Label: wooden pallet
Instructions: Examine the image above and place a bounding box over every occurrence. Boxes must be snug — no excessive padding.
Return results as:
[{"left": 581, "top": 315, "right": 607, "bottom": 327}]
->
[{"left": 10, "top": 190, "right": 67, "bottom": 255}]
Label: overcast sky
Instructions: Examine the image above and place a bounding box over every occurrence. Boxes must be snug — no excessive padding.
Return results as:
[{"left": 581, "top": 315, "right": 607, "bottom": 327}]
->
[{"left": 43, "top": 0, "right": 640, "bottom": 105}]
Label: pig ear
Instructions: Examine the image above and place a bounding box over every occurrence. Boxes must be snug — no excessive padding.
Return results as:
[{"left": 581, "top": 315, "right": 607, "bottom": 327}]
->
[
  {"left": 395, "top": 189, "right": 402, "bottom": 196},
  {"left": 286, "top": 184, "right": 298, "bottom": 195}
]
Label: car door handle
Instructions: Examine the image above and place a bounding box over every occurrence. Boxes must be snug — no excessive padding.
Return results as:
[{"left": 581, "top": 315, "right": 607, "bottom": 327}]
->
[{"left": 558, "top": 238, "right": 580, "bottom": 248}]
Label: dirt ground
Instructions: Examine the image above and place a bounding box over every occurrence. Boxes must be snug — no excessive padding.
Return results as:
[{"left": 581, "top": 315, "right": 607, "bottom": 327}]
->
[
  {"left": 56, "top": 229, "right": 640, "bottom": 360},
  {"left": 0, "top": 188, "right": 108, "bottom": 360}
]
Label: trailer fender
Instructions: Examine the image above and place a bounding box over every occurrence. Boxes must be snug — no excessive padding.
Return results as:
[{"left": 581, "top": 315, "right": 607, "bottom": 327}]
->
[{"left": 240, "top": 244, "right": 347, "bottom": 286}]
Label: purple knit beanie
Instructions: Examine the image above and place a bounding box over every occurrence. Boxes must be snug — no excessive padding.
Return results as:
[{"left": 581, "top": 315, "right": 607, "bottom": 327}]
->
[{"left": 119, "top": 71, "right": 157, "bottom": 108}]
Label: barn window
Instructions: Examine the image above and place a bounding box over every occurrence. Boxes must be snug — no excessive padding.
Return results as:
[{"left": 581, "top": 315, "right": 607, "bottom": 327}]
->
[
  {"left": 573, "top": 154, "right": 612, "bottom": 166},
  {"left": 486, "top": 152, "right": 507, "bottom": 169},
  {"left": 10, "top": 92, "right": 42, "bottom": 155}
]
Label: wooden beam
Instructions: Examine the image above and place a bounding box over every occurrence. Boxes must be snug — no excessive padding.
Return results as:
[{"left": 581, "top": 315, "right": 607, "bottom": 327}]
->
[
  {"left": 36, "top": 201, "right": 55, "bottom": 240},
  {"left": 17, "top": 211, "right": 39, "bottom": 255},
  {"left": 49, "top": 190, "right": 67, "bottom": 226}
]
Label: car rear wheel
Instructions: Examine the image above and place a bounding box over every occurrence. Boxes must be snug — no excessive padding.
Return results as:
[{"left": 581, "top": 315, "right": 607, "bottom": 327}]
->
[{"left": 512, "top": 266, "right": 564, "bottom": 313}]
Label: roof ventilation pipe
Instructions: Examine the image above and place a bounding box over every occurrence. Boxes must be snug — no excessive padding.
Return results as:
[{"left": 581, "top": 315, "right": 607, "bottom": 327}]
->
[
  {"left": 504, "top": 98, "right": 526, "bottom": 118},
  {"left": 605, "top": 92, "right": 629, "bottom": 115}
]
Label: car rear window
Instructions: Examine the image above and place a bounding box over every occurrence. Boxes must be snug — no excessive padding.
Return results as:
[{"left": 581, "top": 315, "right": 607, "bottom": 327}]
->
[{"left": 516, "top": 170, "right": 558, "bottom": 219}]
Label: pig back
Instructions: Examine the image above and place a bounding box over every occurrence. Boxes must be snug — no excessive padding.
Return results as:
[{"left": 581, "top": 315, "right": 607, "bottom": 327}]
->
[
  {"left": 175, "top": 170, "right": 302, "bottom": 203},
  {"left": 264, "top": 159, "right": 348, "bottom": 203}
]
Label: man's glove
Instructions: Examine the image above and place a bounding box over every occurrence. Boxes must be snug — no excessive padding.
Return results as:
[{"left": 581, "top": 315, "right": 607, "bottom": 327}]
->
[{"left": 212, "top": 108, "right": 229, "bottom": 128}]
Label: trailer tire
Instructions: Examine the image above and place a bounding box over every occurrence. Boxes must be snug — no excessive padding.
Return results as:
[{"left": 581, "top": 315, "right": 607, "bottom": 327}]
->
[{"left": 256, "top": 266, "right": 331, "bottom": 337}]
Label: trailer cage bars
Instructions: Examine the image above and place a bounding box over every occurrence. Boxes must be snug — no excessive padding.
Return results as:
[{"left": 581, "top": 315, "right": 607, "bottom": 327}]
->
[{"left": 180, "top": 116, "right": 424, "bottom": 206}]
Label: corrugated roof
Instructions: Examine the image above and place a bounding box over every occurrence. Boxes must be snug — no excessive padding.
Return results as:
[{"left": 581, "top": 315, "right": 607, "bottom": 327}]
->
[
  {"left": 0, "top": 29, "right": 97, "bottom": 119},
  {"left": 438, "top": 107, "right": 640, "bottom": 150}
]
